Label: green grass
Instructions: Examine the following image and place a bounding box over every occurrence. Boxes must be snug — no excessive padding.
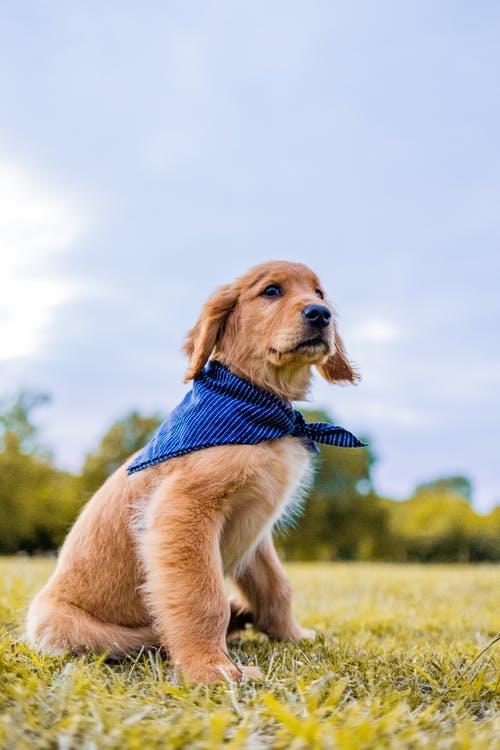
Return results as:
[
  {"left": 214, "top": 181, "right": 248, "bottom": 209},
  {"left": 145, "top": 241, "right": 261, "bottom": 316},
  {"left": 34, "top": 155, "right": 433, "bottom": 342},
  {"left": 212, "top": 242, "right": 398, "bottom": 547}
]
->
[{"left": 1, "top": 558, "right": 499, "bottom": 749}]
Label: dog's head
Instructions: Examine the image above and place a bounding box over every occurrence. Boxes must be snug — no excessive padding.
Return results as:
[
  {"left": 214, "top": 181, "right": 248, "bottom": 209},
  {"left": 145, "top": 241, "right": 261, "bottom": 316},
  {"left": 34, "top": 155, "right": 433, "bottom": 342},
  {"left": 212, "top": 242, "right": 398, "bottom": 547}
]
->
[{"left": 183, "top": 261, "right": 359, "bottom": 400}]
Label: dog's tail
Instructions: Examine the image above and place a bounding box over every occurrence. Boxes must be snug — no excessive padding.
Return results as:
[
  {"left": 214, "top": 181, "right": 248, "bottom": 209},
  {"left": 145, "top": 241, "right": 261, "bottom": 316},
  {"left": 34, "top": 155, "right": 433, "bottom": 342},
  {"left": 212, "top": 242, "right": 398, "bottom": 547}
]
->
[{"left": 26, "top": 592, "right": 158, "bottom": 656}]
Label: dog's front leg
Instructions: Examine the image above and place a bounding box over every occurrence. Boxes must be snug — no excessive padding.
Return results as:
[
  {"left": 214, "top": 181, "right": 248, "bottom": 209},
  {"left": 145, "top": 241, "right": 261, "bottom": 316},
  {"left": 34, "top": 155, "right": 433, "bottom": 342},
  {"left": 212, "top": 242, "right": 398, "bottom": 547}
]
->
[
  {"left": 233, "top": 534, "right": 315, "bottom": 642},
  {"left": 140, "top": 477, "right": 261, "bottom": 684}
]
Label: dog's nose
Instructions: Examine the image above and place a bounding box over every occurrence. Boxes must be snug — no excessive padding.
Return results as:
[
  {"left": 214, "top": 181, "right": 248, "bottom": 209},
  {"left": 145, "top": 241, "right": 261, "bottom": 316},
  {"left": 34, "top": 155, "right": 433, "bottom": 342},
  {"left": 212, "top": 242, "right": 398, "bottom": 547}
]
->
[{"left": 302, "top": 304, "right": 332, "bottom": 328}]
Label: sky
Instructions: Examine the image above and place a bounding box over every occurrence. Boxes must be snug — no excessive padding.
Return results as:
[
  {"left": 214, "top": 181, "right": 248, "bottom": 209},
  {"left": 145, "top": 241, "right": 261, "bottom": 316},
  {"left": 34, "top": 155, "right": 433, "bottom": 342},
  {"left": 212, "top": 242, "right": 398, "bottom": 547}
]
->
[{"left": 0, "top": 2, "right": 499, "bottom": 511}]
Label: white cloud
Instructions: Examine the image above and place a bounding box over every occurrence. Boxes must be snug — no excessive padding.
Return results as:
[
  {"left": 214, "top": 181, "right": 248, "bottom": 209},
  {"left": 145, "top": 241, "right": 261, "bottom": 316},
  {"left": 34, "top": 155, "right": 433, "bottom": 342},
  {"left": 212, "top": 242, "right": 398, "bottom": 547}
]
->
[
  {"left": 0, "top": 157, "right": 85, "bottom": 360},
  {"left": 349, "top": 317, "right": 401, "bottom": 344},
  {"left": 351, "top": 400, "right": 431, "bottom": 427}
]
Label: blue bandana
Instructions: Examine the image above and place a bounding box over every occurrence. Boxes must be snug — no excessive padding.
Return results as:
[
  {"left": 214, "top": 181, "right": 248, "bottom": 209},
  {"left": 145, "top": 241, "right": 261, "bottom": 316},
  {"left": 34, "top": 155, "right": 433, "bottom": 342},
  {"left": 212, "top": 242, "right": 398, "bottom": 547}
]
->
[{"left": 127, "top": 360, "right": 365, "bottom": 474}]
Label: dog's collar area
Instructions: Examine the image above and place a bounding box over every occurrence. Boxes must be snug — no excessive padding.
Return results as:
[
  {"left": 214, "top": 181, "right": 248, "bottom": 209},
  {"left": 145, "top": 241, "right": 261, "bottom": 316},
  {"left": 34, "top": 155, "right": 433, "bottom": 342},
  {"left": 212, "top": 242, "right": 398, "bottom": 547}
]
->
[
  {"left": 127, "top": 359, "right": 366, "bottom": 475},
  {"left": 204, "top": 360, "right": 294, "bottom": 412}
]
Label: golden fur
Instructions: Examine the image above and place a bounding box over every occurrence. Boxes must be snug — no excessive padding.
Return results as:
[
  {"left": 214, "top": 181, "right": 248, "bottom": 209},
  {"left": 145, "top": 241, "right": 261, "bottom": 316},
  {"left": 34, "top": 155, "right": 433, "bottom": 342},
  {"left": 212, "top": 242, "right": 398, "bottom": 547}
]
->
[{"left": 26, "top": 260, "right": 358, "bottom": 684}]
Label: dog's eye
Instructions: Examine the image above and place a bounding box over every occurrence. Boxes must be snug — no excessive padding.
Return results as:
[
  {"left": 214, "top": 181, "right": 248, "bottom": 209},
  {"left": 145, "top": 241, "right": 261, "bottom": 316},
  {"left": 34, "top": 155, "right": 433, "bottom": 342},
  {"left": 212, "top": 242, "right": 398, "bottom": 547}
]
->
[
  {"left": 261, "top": 284, "right": 282, "bottom": 298},
  {"left": 315, "top": 288, "right": 324, "bottom": 299}
]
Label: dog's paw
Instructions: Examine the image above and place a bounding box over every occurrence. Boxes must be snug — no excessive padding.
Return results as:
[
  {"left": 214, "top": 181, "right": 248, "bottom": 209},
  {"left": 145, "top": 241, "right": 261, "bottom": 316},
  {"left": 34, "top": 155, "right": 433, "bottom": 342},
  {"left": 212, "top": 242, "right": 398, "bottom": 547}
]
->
[
  {"left": 183, "top": 660, "right": 262, "bottom": 685},
  {"left": 263, "top": 623, "right": 316, "bottom": 643},
  {"left": 291, "top": 626, "right": 316, "bottom": 642},
  {"left": 239, "top": 665, "right": 264, "bottom": 682},
  {"left": 266, "top": 624, "right": 317, "bottom": 642}
]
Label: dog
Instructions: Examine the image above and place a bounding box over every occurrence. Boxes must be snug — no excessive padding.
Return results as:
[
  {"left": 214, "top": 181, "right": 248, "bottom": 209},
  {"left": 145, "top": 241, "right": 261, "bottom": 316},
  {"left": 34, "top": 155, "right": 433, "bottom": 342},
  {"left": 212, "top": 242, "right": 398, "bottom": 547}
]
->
[{"left": 26, "top": 260, "right": 360, "bottom": 684}]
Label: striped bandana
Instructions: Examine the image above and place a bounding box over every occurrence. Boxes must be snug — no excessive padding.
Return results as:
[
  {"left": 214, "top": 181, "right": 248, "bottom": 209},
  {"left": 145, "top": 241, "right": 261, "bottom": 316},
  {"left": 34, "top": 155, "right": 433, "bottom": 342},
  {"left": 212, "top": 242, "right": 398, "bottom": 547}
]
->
[{"left": 127, "top": 360, "right": 365, "bottom": 475}]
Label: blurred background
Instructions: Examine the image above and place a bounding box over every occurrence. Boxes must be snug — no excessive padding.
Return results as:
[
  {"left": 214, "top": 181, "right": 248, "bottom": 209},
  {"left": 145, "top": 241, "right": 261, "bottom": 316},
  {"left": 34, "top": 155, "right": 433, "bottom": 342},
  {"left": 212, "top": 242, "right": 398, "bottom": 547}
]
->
[{"left": 0, "top": 2, "right": 499, "bottom": 559}]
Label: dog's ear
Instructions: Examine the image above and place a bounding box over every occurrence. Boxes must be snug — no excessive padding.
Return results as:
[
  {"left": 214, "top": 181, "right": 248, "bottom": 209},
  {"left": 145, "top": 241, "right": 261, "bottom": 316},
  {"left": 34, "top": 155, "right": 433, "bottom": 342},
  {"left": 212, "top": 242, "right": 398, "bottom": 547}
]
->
[
  {"left": 183, "top": 283, "right": 240, "bottom": 381},
  {"left": 316, "top": 326, "right": 360, "bottom": 384}
]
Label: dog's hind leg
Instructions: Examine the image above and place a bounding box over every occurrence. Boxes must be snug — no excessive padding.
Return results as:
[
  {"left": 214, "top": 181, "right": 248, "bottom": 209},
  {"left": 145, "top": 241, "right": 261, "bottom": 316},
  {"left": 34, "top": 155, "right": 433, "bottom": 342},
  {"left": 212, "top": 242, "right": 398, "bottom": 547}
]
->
[{"left": 26, "top": 593, "right": 158, "bottom": 656}]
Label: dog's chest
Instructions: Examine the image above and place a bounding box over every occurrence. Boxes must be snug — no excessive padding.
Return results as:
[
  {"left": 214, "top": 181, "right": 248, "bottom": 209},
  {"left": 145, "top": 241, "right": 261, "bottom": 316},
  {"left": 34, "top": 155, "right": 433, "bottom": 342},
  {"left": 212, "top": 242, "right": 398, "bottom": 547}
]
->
[{"left": 220, "top": 438, "right": 313, "bottom": 575}]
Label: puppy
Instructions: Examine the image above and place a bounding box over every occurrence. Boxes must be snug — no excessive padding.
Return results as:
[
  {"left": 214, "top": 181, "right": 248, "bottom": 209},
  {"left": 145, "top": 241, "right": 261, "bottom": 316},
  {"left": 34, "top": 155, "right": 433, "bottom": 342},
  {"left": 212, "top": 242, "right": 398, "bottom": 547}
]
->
[{"left": 26, "top": 260, "right": 360, "bottom": 684}]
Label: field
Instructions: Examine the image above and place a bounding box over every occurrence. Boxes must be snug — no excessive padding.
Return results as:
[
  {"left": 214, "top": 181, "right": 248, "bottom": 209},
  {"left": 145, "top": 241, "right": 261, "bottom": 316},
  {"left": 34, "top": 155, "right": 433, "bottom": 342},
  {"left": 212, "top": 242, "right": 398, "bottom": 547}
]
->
[{"left": 0, "top": 558, "right": 499, "bottom": 749}]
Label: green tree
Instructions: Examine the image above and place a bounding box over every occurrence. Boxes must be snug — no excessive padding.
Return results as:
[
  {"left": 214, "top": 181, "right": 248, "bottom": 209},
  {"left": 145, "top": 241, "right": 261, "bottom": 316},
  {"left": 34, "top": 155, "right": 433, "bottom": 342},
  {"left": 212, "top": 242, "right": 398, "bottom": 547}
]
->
[
  {"left": 415, "top": 475, "right": 473, "bottom": 504},
  {"left": 0, "top": 390, "right": 50, "bottom": 456},
  {"left": 382, "top": 488, "right": 500, "bottom": 562},
  {"left": 0, "top": 394, "right": 80, "bottom": 553}
]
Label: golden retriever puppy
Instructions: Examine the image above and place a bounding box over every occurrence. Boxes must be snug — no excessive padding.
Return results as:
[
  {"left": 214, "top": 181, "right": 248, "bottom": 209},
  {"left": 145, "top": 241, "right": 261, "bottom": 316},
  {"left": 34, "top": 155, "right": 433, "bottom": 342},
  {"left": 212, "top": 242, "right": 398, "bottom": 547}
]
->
[{"left": 26, "top": 260, "right": 361, "bottom": 684}]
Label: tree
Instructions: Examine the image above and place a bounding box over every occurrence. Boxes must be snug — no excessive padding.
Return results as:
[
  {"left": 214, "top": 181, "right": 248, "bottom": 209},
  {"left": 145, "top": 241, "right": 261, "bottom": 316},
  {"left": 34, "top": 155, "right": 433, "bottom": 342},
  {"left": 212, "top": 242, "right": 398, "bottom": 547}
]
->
[
  {"left": 0, "top": 394, "right": 80, "bottom": 553},
  {"left": 415, "top": 475, "right": 473, "bottom": 504},
  {"left": 381, "top": 489, "right": 500, "bottom": 562},
  {"left": 0, "top": 390, "right": 50, "bottom": 456}
]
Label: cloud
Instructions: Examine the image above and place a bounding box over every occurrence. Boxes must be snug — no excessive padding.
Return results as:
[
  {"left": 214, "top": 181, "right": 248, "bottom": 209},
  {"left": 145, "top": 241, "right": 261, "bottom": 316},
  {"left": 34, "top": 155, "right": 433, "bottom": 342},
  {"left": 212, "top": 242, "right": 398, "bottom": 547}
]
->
[
  {"left": 349, "top": 316, "right": 402, "bottom": 344},
  {"left": 0, "top": 157, "right": 85, "bottom": 360},
  {"left": 349, "top": 400, "right": 431, "bottom": 428}
]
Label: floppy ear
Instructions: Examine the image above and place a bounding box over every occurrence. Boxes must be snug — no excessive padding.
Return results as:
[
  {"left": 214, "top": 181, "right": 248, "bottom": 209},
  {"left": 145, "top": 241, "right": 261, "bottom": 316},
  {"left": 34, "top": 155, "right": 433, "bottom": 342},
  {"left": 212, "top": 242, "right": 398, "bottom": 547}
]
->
[
  {"left": 316, "top": 325, "right": 360, "bottom": 384},
  {"left": 183, "top": 283, "right": 239, "bottom": 381}
]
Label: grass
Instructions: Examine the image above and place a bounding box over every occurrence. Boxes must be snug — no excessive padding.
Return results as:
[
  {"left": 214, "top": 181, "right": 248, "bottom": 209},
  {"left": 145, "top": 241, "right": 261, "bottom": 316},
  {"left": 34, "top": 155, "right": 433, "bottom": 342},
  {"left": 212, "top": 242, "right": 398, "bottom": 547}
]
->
[{"left": 0, "top": 558, "right": 499, "bottom": 749}]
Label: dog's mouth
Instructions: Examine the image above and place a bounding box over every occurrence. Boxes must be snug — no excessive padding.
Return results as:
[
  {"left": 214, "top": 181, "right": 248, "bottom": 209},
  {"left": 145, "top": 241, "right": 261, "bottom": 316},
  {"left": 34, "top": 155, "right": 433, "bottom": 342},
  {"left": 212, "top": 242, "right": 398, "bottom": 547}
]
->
[
  {"left": 269, "top": 337, "right": 329, "bottom": 356},
  {"left": 292, "top": 337, "right": 327, "bottom": 353}
]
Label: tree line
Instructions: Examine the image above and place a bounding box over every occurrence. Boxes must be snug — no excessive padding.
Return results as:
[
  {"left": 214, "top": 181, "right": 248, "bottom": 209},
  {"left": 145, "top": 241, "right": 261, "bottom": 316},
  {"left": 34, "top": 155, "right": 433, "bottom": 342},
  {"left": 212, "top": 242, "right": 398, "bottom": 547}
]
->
[{"left": 0, "top": 392, "right": 499, "bottom": 561}]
